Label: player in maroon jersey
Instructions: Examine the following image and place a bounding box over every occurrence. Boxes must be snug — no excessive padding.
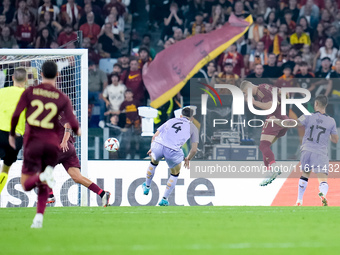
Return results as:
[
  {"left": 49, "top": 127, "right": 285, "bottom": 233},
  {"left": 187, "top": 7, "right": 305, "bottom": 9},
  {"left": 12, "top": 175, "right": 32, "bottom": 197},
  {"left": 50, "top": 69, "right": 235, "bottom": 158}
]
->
[
  {"left": 240, "top": 80, "right": 289, "bottom": 186},
  {"left": 9, "top": 61, "right": 81, "bottom": 228},
  {"left": 47, "top": 113, "right": 111, "bottom": 207}
]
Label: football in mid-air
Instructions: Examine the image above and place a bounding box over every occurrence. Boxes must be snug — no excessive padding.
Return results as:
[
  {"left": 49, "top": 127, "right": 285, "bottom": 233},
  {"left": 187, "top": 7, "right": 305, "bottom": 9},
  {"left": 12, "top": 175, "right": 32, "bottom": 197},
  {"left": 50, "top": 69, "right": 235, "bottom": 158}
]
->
[{"left": 104, "top": 138, "right": 120, "bottom": 152}]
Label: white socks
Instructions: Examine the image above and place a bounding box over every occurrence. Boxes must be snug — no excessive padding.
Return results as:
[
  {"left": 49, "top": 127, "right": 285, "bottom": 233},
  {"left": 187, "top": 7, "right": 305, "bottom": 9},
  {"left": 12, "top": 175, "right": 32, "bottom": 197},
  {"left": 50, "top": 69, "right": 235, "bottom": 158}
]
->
[
  {"left": 297, "top": 176, "right": 308, "bottom": 201},
  {"left": 162, "top": 174, "right": 178, "bottom": 199},
  {"left": 297, "top": 177, "right": 329, "bottom": 204},
  {"left": 319, "top": 182, "right": 329, "bottom": 196},
  {"left": 31, "top": 213, "right": 43, "bottom": 228},
  {"left": 145, "top": 162, "right": 157, "bottom": 187}
]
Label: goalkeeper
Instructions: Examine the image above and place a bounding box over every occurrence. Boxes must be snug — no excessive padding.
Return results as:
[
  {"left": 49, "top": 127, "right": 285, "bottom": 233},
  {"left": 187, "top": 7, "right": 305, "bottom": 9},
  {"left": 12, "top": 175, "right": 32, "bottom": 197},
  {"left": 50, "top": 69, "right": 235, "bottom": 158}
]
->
[{"left": 0, "top": 68, "right": 27, "bottom": 193}]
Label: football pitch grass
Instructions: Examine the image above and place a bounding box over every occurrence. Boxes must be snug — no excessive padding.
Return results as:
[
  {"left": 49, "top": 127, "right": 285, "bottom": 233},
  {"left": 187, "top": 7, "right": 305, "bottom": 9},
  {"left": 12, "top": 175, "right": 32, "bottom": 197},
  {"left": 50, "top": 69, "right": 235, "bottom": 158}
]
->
[{"left": 1, "top": 206, "right": 340, "bottom": 255}]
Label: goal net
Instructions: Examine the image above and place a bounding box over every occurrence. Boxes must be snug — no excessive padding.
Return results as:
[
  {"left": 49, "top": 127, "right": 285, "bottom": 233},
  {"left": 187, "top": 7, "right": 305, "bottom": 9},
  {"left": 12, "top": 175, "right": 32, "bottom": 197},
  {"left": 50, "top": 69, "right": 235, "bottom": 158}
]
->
[{"left": 0, "top": 49, "right": 88, "bottom": 207}]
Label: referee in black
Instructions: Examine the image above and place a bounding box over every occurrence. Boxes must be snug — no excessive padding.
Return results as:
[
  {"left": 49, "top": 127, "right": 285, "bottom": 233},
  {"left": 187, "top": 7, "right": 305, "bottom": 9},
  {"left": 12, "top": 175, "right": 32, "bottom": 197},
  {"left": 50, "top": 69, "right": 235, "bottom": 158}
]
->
[{"left": 0, "top": 67, "right": 27, "bottom": 194}]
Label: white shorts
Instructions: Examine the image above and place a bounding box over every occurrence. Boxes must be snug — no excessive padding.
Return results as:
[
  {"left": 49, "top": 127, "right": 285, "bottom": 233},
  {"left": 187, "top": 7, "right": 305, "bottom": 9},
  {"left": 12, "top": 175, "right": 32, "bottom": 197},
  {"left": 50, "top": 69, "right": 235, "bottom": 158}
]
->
[
  {"left": 150, "top": 142, "right": 184, "bottom": 169},
  {"left": 300, "top": 150, "right": 329, "bottom": 174}
]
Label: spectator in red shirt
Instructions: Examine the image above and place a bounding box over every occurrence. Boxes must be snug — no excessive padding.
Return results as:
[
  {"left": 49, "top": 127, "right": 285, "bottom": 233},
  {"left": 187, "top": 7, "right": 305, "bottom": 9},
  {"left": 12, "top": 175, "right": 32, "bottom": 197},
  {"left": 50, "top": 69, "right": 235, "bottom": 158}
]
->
[
  {"left": 218, "top": 43, "right": 245, "bottom": 77},
  {"left": 57, "top": 24, "right": 77, "bottom": 47},
  {"left": 119, "top": 89, "right": 141, "bottom": 129},
  {"left": 16, "top": 13, "right": 36, "bottom": 48},
  {"left": 79, "top": 12, "right": 101, "bottom": 45},
  {"left": 120, "top": 59, "right": 145, "bottom": 104}
]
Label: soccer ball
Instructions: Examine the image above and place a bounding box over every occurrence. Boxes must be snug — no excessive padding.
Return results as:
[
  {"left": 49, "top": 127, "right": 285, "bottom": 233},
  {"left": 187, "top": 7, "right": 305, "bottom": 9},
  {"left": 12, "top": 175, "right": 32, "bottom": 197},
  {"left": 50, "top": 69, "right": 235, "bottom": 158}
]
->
[{"left": 104, "top": 138, "right": 120, "bottom": 152}]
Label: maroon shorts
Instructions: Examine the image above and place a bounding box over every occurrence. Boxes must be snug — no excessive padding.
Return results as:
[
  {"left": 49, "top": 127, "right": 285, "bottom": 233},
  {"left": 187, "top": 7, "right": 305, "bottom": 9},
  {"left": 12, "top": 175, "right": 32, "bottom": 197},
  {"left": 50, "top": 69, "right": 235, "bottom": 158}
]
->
[
  {"left": 57, "top": 141, "right": 80, "bottom": 171},
  {"left": 22, "top": 141, "right": 59, "bottom": 175},
  {"left": 261, "top": 116, "right": 289, "bottom": 138}
]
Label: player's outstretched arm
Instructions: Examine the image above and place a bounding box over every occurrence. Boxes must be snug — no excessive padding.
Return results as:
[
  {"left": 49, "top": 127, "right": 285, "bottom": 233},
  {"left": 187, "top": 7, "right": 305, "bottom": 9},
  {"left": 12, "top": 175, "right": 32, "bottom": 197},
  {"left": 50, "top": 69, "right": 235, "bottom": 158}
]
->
[{"left": 184, "top": 142, "right": 198, "bottom": 169}]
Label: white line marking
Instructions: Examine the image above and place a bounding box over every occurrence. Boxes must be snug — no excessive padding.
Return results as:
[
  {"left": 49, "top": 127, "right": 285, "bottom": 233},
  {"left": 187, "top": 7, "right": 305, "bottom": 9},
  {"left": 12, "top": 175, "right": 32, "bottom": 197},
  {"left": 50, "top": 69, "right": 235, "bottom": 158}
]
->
[{"left": 131, "top": 242, "right": 331, "bottom": 251}]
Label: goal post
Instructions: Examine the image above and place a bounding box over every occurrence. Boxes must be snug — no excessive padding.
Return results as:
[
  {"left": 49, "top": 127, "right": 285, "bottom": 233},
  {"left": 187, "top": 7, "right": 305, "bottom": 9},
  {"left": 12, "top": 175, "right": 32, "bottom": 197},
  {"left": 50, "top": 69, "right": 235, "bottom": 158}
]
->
[{"left": 0, "top": 49, "right": 88, "bottom": 206}]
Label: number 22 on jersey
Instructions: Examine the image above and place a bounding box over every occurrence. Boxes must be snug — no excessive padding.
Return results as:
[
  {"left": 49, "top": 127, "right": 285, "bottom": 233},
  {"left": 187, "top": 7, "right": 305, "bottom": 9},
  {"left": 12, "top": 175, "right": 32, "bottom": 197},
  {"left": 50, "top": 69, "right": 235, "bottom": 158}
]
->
[{"left": 27, "top": 99, "right": 58, "bottom": 129}]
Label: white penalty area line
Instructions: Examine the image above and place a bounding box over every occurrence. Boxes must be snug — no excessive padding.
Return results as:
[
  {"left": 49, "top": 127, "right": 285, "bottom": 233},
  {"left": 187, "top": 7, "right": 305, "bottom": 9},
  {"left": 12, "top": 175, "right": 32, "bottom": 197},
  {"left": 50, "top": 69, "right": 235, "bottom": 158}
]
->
[{"left": 132, "top": 242, "right": 329, "bottom": 251}]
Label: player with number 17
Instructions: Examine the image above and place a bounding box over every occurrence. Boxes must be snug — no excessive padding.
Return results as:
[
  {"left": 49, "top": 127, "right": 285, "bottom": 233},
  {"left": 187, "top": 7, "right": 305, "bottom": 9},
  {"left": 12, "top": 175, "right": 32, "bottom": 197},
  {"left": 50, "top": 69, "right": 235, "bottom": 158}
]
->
[{"left": 269, "top": 95, "right": 338, "bottom": 206}]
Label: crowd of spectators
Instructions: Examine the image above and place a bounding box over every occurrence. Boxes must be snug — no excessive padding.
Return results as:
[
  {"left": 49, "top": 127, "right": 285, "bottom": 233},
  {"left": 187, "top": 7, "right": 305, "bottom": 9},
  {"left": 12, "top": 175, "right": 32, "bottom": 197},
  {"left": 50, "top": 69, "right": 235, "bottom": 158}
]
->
[
  {"left": 0, "top": 0, "right": 130, "bottom": 50},
  {"left": 146, "top": 1, "right": 340, "bottom": 121},
  {"left": 2, "top": 0, "right": 340, "bottom": 159}
]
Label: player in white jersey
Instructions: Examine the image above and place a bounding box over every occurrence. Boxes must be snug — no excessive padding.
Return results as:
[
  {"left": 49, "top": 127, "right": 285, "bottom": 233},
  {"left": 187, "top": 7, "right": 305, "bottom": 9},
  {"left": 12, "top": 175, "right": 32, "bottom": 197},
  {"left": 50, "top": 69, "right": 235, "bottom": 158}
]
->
[
  {"left": 142, "top": 107, "right": 199, "bottom": 206},
  {"left": 269, "top": 95, "right": 338, "bottom": 206},
  {"left": 295, "top": 95, "right": 338, "bottom": 206}
]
